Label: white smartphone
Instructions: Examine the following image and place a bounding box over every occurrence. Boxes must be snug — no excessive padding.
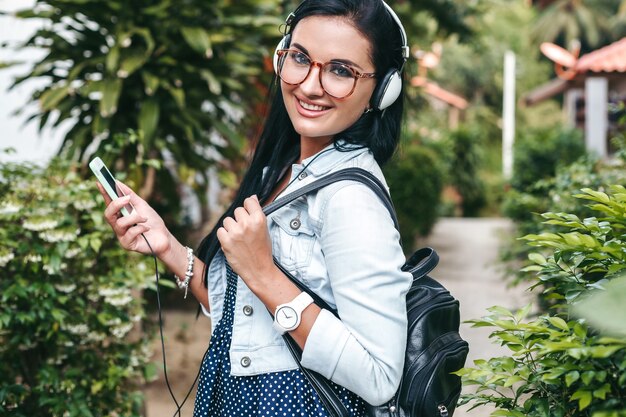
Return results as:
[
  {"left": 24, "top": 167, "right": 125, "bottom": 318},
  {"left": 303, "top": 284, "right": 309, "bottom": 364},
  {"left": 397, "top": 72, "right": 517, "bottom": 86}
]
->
[{"left": 89, "top": 157, "right": 134, "bottom": 217}]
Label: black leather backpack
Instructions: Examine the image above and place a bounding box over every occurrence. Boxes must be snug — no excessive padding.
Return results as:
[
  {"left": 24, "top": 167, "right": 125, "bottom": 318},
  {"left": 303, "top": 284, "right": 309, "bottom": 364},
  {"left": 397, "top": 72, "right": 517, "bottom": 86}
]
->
[{"left": 264, "top": 167, "right": 470, "bottom": 417}]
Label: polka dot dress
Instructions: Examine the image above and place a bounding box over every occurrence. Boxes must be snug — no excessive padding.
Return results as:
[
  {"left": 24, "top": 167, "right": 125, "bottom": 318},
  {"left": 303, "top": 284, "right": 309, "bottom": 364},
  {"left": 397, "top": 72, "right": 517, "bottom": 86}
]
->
[{"left": 193, "top": 262, "right": 365, "bottom": 417}]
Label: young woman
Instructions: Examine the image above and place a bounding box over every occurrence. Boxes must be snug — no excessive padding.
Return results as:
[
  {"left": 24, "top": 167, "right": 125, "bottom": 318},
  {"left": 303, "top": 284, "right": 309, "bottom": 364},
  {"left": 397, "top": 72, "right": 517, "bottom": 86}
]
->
[{"left": 99, "top": 1, "right": 413, "bottom": 415}]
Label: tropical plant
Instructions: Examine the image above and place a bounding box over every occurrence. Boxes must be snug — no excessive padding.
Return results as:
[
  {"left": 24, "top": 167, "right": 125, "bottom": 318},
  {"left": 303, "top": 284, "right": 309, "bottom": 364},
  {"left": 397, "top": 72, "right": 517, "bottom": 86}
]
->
[
  {"left": 531, "top": 0, "right": 618, "bottom": 50},
  {"left": 3, "top": 0, "right": 282, "bottom": 221},
  {"left": 0, "top": 155, "right": 156, "bottom": 415},
  {"left": 457, "top": 185, "right": 626, "bottom": 417}
]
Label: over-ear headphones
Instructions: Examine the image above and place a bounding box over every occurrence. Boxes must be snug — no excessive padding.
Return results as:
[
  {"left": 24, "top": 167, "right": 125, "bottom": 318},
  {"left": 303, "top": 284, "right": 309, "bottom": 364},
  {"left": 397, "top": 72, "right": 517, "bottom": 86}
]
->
[{"left": 272, "top": 0, "right": 410, "bottom": 111}]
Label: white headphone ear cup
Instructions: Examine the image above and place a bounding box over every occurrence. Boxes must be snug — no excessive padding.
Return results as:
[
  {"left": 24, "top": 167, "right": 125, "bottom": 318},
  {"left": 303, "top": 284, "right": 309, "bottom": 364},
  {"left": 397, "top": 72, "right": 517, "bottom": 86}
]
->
[
  {"left": 273, "top": 36, "right": 290, "bottom": 74},
  {"left": 373, "top": 70, "right": 402, "bottom": 111}
]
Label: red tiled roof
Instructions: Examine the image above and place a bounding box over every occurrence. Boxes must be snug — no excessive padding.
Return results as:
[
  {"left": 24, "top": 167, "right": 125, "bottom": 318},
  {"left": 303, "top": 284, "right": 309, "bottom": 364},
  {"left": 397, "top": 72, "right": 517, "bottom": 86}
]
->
[{"left": 576, "top": 37, "right": 626, "bottom": 73}]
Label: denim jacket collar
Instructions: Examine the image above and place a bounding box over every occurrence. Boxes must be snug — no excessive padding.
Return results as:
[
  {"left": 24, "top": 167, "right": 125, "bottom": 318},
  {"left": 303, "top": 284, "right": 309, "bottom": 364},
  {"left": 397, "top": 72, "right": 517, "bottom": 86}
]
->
[{"left": 291, "top": 141, "right": 369, "bottom": 180}]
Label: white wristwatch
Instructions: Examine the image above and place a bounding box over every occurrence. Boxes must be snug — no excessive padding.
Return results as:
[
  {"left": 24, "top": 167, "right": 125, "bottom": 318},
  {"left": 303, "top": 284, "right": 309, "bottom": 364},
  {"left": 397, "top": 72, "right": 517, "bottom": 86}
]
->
[{"left": 273, "top": 292, "right": 314, "bottom": 335}]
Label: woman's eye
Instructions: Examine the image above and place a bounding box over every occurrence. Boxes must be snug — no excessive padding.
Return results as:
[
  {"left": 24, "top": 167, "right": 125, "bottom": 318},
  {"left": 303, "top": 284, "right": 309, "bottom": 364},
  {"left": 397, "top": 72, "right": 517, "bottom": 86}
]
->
[
  {"left": 291, "top": 51, "right": 310, "bottom": 65},
  {"left": 328, "top": 63, "right": 353, "bottom": 78}
]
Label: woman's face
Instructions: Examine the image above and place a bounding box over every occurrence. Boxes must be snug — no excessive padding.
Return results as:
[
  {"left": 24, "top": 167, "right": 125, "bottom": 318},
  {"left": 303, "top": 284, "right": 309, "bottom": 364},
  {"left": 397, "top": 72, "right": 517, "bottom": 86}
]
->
[{"left": 281, "top": 16, "right": 377, "bottom": 149}]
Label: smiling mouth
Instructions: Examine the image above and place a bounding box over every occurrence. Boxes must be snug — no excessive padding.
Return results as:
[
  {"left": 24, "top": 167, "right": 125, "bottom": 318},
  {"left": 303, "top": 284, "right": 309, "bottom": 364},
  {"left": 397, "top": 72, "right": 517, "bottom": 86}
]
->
[{"left": 299, "top": 100, "right": 330, "bottom": 112}]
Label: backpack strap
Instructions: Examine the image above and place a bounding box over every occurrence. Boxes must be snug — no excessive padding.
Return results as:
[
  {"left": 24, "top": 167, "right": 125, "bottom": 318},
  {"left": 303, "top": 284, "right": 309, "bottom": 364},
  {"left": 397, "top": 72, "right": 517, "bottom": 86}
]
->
[
  {"left": 264, "top": 167, "right": 399, "bottom": 230},
  {"left": 264, "top": 167, "right": 399, "bottom": 317},
  {"left": 262, "top": 167, "right": 416, "bottom": 417}
]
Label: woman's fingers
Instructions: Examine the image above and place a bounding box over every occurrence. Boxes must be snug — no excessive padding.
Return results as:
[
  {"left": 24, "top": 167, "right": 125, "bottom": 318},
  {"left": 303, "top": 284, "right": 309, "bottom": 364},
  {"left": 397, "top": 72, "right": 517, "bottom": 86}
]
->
[
  {"left": 96, "top": 182, "right": 113, "bottom": 206},
  {"left": 104, "top": 195, "right": 132, "bottom": 224},
  {"left": 116, "top": 210, "right": 148, "bottom": 230},
  {"left": 120, "top": 223, "right": 151, "bottom": 248},
  {"left": 243, "top": 195, "right": 264, "bottom": 222}
]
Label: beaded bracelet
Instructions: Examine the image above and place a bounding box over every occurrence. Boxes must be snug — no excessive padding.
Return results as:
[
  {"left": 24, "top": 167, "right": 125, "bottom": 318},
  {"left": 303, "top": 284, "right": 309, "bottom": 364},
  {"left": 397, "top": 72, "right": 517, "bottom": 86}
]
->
[{"left": 175, "top": 246, "right": 194, "bottom": 299}]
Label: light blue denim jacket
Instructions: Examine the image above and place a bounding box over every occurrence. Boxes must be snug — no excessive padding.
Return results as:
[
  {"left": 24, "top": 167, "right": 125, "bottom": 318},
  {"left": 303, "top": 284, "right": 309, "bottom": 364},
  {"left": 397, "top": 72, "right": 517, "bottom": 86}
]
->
[{"left": 203, "top": 143, "right": 413, "bottom": 405}]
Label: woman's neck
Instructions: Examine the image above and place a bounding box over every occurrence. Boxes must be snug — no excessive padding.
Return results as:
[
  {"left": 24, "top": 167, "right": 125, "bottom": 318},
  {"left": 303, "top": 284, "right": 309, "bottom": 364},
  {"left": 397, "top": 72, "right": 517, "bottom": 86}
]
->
[{"left": 299, "top": 136, "right": 333, "bottom": 162}]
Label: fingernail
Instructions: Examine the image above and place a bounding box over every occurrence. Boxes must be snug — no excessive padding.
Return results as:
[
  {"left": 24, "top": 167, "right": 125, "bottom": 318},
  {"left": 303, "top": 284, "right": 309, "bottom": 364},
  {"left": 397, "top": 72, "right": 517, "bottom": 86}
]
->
[{"left": 252, "top": 194, "right": 259, "bottom": 201}]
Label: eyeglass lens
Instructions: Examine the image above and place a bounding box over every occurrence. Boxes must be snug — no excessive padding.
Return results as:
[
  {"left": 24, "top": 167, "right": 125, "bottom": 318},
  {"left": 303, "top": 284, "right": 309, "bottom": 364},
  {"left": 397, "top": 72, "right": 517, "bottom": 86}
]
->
[{"left": 277, "top": 50, "right": 358, "bottom": 99}]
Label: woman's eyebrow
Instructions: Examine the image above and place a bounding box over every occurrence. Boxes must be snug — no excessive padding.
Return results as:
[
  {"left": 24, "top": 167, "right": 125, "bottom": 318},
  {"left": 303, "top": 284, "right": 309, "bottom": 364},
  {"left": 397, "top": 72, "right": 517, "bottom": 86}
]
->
[{"left": 291, "top": 42, "right": 365, "bottom": 70}]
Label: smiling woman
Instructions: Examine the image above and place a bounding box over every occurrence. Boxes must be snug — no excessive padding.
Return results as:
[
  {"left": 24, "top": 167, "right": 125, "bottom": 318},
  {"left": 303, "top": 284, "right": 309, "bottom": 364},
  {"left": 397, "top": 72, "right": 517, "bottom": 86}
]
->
[{"left": 96, "top": 1, "right": 413, "bottom": 416}]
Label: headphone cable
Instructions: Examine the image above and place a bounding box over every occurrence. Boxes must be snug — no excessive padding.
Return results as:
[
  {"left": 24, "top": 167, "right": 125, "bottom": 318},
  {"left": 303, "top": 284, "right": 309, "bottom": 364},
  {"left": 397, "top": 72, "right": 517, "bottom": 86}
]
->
[{"left": 140, "top": 233, "right": 210, "bottom": 417}]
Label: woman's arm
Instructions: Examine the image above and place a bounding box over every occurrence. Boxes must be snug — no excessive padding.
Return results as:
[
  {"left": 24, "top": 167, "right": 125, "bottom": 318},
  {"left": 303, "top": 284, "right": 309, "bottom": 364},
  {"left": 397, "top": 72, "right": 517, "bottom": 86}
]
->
[{"left": 300, "top": 183, "right": 412, "bottom": 405}]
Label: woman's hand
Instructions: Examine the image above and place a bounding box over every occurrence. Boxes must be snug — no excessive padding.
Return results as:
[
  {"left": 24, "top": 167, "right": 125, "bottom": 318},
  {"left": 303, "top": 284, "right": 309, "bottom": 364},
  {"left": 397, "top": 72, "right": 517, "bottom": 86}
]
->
[
  {"left": 216, "top": 195, "right": 275, "bottom": 286},
  {"left": 97, "top": 181, "right": 172, "bottom": 257}
]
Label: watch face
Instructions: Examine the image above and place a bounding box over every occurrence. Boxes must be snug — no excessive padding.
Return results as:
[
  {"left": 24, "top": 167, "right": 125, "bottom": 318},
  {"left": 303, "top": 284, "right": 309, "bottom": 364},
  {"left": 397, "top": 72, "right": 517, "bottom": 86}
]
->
[{"left": 276, "top": 306, "right": 298, "bottom": 330}]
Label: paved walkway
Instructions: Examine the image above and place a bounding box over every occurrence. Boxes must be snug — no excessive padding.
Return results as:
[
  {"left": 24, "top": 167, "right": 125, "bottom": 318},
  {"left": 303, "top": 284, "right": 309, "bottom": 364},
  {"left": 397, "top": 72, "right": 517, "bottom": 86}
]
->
[
  {"left": 421, "top": 217, "right": 531, "bottom": 417},
  {"left": 144, "top": 217, "right": 530, "bottom": 416}
]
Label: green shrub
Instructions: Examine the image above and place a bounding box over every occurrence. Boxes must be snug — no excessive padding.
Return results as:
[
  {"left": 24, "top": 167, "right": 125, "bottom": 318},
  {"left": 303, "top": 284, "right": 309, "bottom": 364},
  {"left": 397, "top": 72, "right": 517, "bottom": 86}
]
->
[
  {"left": 501, "top": 157, "right": 626, "bottom": 286},
  {"left": 457, "top": 185, "right": 626, "bottom": 417},
  {"left": 511, "top": 127, "right": 586, "bottom": 192},
  {"left": 0, "top": 157, "right": 155, "bottom": 416},
  {"left": 384, "top": 142, "right": 445, "bottom": 251},
  {"left": 445, "top": 127, "right": 486, "bottom": 217}
]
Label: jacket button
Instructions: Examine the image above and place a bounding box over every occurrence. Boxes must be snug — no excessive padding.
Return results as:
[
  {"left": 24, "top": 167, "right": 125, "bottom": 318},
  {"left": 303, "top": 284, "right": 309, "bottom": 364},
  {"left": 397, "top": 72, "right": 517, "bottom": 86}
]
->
[
  {"left": 243, "top": 305, "right": 253, "bottom": 316},
  {"left": 298, "top": 172, "right": 308, "bottom": 180},
  {"left": 289, "top": 218, "right": 301, "bottom": 230},
  {"left": 241, "top": 356, "right": 251, "bottom": 367}
]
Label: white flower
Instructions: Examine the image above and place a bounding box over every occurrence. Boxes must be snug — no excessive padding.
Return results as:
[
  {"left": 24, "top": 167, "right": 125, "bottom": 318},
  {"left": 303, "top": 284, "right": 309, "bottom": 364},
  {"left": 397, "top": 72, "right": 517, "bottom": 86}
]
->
[
  {"left": 25, "top": 254, "right": 42, "bottom": 263},
  {"left": 86, "top": 331, "right": 106, "bottom": 342},
  {"left": 73, "top": 199, "right": 96, "bottom": 210},
  {"left": 55, "top": 283, "right": 77, "bottom": 293},
  {"left": 105, "top": 317, "right": 122, "bottom": 327},
  {"left": 23, "top": 219, "right": 59, "bottom": 231},
  {"left": 0, "top": 251, "right": 15, "bottom": 267},
  {"left": 65, "top": 323, "right": 89, "bottom": 335},
  {"left": 64, "top": 247, "right": 81, "bottom": 258},
  {"left": 106, "top": 294, "right": 133, "bottom": 307},
  {"left": 0, "top": 202, "right": 21, "bottom": 215},
  {"left": 99, "top": 287, "right": 125, "bottom": 297},
  {"left": 111, "top": 322, "right": 133, "bottom": 338},
  {"left": 39, "top": 229, "right": 79, "bottom": 243}
]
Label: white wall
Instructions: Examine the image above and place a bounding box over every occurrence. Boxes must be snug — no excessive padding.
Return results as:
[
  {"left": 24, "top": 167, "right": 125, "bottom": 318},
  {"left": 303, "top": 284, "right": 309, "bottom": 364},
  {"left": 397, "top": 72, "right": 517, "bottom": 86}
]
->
[{"left": 0, "top": 0, "right": 65, "bottom": 164}]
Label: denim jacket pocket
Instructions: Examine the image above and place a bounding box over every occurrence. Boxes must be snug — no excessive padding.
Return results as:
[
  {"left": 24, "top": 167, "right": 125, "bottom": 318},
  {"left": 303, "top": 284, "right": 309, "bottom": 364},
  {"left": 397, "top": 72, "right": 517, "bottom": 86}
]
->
[{"left": 269, "top": 201, "right": 316, "bottom": 270}]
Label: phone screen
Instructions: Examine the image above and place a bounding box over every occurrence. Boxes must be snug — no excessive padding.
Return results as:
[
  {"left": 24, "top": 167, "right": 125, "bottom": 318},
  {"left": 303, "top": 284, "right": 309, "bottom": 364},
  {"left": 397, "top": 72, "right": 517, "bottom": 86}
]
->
[
  {"left": 99, "top": 164, "right": 133, "bottom": 215},
  {"left": 100, "top": 166, "right": 120, "bottom": 196}
]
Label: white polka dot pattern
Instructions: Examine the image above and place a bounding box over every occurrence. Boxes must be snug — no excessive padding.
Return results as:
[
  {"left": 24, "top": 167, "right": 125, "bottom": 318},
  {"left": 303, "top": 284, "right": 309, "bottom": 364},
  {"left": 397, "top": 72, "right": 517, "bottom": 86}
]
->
[{"left": 193, "top": 263, "right": 365, "bottom": 417}]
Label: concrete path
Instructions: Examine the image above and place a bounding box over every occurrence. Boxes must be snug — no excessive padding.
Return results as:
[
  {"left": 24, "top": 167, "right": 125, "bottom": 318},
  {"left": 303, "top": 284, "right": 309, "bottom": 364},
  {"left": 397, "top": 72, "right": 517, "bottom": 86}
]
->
[
  {"left": 421, "top": 217, "right": 531, "bottom": 417},
  {"left": 143, "top": 217, "right": 530, "bottom": 417}
]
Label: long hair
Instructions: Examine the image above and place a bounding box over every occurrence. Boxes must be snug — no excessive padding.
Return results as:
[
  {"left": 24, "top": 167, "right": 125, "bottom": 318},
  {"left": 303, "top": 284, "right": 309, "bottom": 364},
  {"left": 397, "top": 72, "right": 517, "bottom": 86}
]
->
[{"left": 197, "top": 0, "right": 407, "bottom": 281}]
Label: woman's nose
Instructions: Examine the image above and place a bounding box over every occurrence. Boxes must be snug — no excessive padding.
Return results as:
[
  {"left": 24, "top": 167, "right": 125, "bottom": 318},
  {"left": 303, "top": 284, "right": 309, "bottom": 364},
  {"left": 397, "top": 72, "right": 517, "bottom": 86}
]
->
[{"left": 299, "top": 63, "right": 325, "bottom": 96}]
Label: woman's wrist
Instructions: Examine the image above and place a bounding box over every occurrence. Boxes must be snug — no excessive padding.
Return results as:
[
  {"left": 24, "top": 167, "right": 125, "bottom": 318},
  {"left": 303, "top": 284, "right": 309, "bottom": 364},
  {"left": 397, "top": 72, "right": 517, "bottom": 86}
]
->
[{"left": 159, "top": 237, "right": 187, "bottom": 274}]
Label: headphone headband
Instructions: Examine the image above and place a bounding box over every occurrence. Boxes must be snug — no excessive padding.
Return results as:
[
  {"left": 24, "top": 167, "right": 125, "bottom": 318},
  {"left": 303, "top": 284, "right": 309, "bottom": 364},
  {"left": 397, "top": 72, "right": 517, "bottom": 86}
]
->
[
  {"left": 381, "top": 1, "right": 410, "bottom": 63},
  {"left": 284, "top": 1, "right": 409, "bottom": 62}
]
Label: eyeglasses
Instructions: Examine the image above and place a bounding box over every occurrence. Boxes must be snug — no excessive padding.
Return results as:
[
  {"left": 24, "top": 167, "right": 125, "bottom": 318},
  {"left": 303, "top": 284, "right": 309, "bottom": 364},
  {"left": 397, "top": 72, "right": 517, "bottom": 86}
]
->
[{"left": 275, "top": 49, "right": 376, "bottom": 99}]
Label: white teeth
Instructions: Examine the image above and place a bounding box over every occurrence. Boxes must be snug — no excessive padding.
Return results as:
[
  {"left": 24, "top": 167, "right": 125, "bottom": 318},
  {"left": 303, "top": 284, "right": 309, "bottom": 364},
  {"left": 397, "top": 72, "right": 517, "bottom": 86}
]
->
[{"left": 299, "top": 100, "right": 327, "bottom": 111}]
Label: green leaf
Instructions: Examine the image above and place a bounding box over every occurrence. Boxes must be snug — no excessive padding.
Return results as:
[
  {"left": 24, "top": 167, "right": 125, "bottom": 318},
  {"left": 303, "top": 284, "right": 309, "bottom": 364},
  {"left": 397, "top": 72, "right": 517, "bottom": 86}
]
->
[
  {"left": 181, "top": 27, "right": 213, "bottom": 58},
  {"left": 142, "top": 72, "right": 160, "bottom": 96},
  {"left": 39, "top": 85, "right": 71, "bottom": 111},
  {"left": 99, "top": 78, "right": 123, "bottom": 118},
  {"left": 118, "top": 50, "right": 149, "bottom": 78},
  {"left": 565, "top": 370, "right": 580, "bottom": 387},
  {"left": 570, "top": 390, "right": 592, "bottom": 410},
  {"left": 528, "top": 252, "right": 547, "bottom": 265},
  {"left": 200, "top": 69, "right": 222, "bottom": 95},
  {"left": 138, "top": 99, "right": 160, "bottom": 145},
  {"left": 548, "top": 316, "right": 569, "bottom": 332}
]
